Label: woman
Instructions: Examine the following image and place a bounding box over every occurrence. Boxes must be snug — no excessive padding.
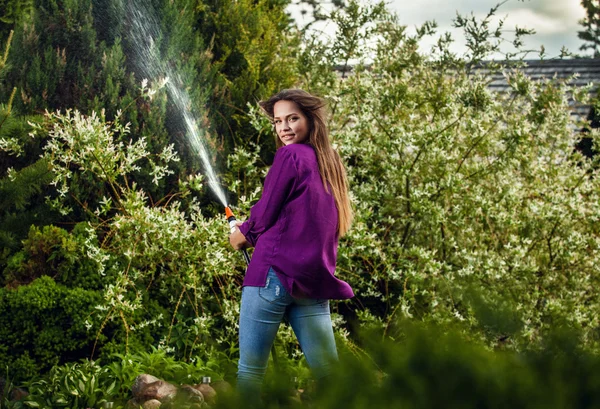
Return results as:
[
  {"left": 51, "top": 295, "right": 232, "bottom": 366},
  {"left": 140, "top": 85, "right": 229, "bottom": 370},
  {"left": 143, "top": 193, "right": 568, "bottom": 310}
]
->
[{"left": 229, "top": 89, "right": 353, "bottom": 398}]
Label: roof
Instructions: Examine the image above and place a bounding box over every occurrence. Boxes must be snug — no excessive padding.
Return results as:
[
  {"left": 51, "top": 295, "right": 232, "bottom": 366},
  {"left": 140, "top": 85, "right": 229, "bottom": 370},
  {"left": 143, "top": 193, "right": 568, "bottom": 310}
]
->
[
  {"left": 334, "top": 59, "right": 600, "bottom": 126},
  {"left": 478, "top": 58, "right": 600, "bottom": 121}
]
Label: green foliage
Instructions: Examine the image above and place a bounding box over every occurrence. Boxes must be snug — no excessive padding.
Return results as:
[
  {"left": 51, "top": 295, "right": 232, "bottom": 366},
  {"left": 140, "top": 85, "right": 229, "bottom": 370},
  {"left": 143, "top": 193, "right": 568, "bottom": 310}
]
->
[
  {"left": 292, "top": 0, "right": 600, "bottom": 350},
  {"left": 105, "top": 348, "right": 222, "bottom": 394},
  {"left": 578, "top": 0, "right": 600, "bottom": 57},
  {"left": 10, "top": 323, "right": 600, "bottom": 409},
  {"left": 311, "top": 323, "right": 600, "bottom": 409},
  {"left": 0, "top": 0, "right": 32, "bottom": 43},
  {"left": 0, "top": 29, "right": 13, "bottom": 81},
  {"left": 3, "top": 224, "right": 105, "bottom": 289},
  {"left": 2, "top": 0, "right": 600, "bottom": 398},
  {"left": 0, "top": 115, "right": 54, "bottom": 254},
  {"left": 0, "top": 276, "right": 102, "bottom": 381},
  {"left": 21, "top": 360, "right": 116, "bottom": 409},
  {"left": 32, "top": 107, "right": 248, "bottom": 371},
  {"left": 0, "top": 0, "right": 33, "bottom": 25},
  {"left": 298, "top": 0, "right": 387, "bottom": 96},
  {"left": 6, "top": 0, "right": 103, "bottom": 111},
  {"left": 196, "top": 0, "right": 299, "bottom": 151},
  {"left": 12, "top": 349, "right": 226, "bottom": 408},
  {"left": 0, "top": 30, "right": 56, "bottom": 283},
  {"left": 2, "top": 0, "right": 205, "bottom": 205}
]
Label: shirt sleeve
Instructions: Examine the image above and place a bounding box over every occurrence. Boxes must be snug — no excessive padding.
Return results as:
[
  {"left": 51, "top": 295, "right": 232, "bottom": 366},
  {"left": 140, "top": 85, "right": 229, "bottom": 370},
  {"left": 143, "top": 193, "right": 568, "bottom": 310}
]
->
[{"left": 239, "top": 147, "right": 297, "bottom": 247}]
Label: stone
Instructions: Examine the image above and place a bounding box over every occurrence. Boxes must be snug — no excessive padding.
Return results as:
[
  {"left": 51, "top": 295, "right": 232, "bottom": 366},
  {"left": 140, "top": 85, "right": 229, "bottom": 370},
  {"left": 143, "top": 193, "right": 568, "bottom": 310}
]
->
[
  {"left": 131, "top": 374, "right": 161, "bottom": 399},
  {"left": 142, "top": 399, "right": 162, "bottom": 409},
  {"left": 126, "top": 398, "right": 142, "bottom": 409},
  {"left": 193, "top": 383, "right": 216, "bottom": 404},
  {"left": 179, "top": 384, "right": 205, "bottom": 403},
  {"left": 139, "top": 380, "right": 178, "bottom": 402},
  {"left": 10, "top": 387, "right": 29, "bottom": 401}
]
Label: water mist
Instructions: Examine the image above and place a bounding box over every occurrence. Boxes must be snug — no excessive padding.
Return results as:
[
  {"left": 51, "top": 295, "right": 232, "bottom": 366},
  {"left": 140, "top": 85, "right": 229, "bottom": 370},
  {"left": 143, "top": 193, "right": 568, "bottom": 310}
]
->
[{"left": 120, "top": 0, "right": 228, "bottom": 207}]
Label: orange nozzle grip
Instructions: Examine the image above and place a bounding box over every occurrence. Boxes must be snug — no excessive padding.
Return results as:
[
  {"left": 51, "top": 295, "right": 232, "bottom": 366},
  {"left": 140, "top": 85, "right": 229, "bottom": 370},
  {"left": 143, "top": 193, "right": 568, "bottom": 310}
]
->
[{"left": 225, "top": 206, "right": 234, "bottom": 219}]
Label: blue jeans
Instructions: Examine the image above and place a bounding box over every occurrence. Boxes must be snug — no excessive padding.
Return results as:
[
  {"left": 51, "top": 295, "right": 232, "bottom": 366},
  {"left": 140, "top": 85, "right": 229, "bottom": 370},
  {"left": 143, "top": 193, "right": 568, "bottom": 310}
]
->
[{"left": 237, "top": 268, "right": 338, "bottom": 398}]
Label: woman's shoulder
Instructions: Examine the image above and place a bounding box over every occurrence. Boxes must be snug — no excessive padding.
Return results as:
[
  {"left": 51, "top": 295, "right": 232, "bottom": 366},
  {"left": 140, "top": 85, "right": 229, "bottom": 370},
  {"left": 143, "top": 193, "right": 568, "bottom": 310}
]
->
[
  {"left": 276, "top": 145, "right": 317, "bottom": 170},
  {"left": 277, "top": 143, "right": 315, "bottom": 159},
  {"left": 275, "top": 145, "right": 318, "bottom": 178}
]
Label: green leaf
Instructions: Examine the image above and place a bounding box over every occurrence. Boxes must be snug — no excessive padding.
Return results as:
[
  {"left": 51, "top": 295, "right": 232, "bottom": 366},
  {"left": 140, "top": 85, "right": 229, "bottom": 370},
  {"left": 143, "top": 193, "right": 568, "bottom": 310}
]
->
[{"left": 106, "top": 380, "right": 116, "bottom": 395}]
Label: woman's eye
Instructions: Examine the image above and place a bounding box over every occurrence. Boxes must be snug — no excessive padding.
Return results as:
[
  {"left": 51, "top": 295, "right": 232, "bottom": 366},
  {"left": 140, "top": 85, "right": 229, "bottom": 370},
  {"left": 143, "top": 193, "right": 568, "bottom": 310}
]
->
[{"left": 290, "top": 117, "right": 298, "bottom": 122}]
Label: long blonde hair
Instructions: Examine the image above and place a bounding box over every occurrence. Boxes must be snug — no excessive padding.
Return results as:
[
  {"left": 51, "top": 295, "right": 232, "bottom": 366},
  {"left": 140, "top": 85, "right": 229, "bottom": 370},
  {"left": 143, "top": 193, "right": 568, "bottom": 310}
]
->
[{"left": 259, "top": 89, "right": 353, "bottom": 237}]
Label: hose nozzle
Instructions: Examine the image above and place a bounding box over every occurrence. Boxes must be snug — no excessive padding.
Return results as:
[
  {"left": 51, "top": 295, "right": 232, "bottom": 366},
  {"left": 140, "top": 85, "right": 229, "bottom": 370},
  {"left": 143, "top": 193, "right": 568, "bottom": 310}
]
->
[
  {"left": 225, "top": 206, "right": 251, "bottom": 265},
  {"left": 225, "top": 206, "right": 237, "bottom": 233}
]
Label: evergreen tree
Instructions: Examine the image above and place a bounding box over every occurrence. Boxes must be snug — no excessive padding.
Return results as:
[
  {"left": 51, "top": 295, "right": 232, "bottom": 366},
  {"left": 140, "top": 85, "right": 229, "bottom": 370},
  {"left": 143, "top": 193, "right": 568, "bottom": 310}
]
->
[
  {"left": 0, "top": 0, "right": 33, "bottom": 42},
  {"left": 0, "top": 29, "right": 55, "bottom": 284},
  {"left": 1, "top": 0, "right": 220, "bottom": 215},
  {"left": 195, "top": 0, "right": 299, "bottom": 152},
  {"left": 2, "top": 0, "right": 300, "bottom": 203},
  {"left": 0, "top": 0, "right": 300, "bottom": 283},
  {"left": 0, "top": 0, "right": 303, "bottom": 269},
  {"left": 578, "top": 0, "right": 600, "bottom": 57}
]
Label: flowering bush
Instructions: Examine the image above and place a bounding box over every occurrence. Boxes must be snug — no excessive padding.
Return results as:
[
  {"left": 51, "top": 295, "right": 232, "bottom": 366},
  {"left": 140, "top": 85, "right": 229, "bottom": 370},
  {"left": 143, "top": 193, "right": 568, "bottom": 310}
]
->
[
  {"left": 296, "top": 0, "right": 600, "bottom": 349},
  {"left": 32, "top": 102, "right": 246, "bottom": 365}
]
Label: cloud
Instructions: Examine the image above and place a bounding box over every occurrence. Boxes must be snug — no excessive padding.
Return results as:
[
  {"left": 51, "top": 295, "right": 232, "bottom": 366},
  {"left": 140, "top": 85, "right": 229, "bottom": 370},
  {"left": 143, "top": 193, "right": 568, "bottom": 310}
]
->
[
  {"left": 388, "top": 0, "right": 586, "bottom": 57},
  {"left": 291, "top": 0, "right": 588, "bottom": 58},
  {"left": 391, "top": 0, "right": 585, "bottom": 33},
  {"left": 503, "top": 0, "right": 585, "bottom": 22},
  {"left": 481, "top": 8, "right": 567, "bottom": 35}
]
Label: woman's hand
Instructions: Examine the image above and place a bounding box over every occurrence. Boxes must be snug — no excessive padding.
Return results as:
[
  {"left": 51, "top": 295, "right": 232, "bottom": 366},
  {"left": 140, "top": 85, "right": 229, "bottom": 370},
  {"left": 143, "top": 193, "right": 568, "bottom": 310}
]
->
[{"left": 229, "top": 221, "right": 249, "bottom": 250}]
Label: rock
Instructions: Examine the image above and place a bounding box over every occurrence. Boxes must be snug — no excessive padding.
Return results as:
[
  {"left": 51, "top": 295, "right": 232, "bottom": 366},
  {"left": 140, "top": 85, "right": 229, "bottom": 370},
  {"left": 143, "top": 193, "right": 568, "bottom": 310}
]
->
[
  {"left": 10, "top": 387, "right": 29, "bottom": 401},
  {"left": 142, "top": 399, "right": 162, "bottom": 409},
  {"left": 126, "top": 398, "right": 142, "bottom": 409},
  {"left": 132, "top": 374, "right": 161, "bottom": 399},
  {"left": 193, "top": 383, "right": 216, "bottom": 404},
  {"left": 0, "top": 377, "right": 28, "bottom": 402},
  {"left": 139, "top": 380, "right": 178, "bottom": 402},
  {"left": 179, "top": 384, "right": 204, "bottom": 403}
]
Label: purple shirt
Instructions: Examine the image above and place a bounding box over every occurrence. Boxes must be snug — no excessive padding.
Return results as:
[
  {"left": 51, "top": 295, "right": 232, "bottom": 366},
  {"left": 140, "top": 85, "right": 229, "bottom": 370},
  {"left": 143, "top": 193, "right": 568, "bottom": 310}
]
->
[{"left": 239, "top": 143, "right": 354, "bottom": 300}]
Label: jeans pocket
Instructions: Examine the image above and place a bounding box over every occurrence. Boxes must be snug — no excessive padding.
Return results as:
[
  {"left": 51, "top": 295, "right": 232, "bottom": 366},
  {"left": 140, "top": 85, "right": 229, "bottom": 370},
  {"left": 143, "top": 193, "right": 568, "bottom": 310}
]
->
[{"left": 259, "top": 271, "right": 286, "bottom": 303}]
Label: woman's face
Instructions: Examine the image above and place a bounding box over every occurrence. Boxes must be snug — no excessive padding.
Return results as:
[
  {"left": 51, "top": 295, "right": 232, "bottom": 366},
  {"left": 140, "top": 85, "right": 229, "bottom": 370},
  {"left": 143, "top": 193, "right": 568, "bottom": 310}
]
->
[{"left": 273, "top": 100, "right": 309, "bottom": 146}]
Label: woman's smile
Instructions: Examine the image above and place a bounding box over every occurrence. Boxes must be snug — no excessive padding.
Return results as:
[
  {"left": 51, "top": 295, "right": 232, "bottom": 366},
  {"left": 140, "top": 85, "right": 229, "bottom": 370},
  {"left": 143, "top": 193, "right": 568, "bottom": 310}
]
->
[{"left": 273, "top": 100, "right": 309, "bottom": 145}]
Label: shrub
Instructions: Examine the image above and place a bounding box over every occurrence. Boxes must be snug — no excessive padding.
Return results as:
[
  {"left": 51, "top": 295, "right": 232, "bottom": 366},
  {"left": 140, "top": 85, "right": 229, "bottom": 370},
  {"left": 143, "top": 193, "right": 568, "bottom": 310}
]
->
[
  {"left": 3, "top": 224, "right": 105, "bottom": 289},
  {"left": 0, "top": 276, "right": 101, "bottom": 381},
  {"left": 289, "top": 0, "right": 600, "bottom": 350}
]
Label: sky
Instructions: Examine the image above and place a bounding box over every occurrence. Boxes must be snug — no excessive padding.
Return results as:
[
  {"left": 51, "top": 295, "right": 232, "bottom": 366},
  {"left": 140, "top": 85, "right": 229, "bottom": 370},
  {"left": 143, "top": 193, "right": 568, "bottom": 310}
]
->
[
  {"left": 389, "top": 0, "right": 588, "bottom": 58},
  {"left": 292, "top": 0, "right": 590, "bottom": 59}
]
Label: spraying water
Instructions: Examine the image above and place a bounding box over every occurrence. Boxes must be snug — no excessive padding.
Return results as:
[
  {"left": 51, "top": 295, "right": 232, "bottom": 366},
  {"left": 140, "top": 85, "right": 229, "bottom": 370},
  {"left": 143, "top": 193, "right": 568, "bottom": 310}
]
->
[{"left": 118, "top": 0, "right": 228, "bottom": 207}]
